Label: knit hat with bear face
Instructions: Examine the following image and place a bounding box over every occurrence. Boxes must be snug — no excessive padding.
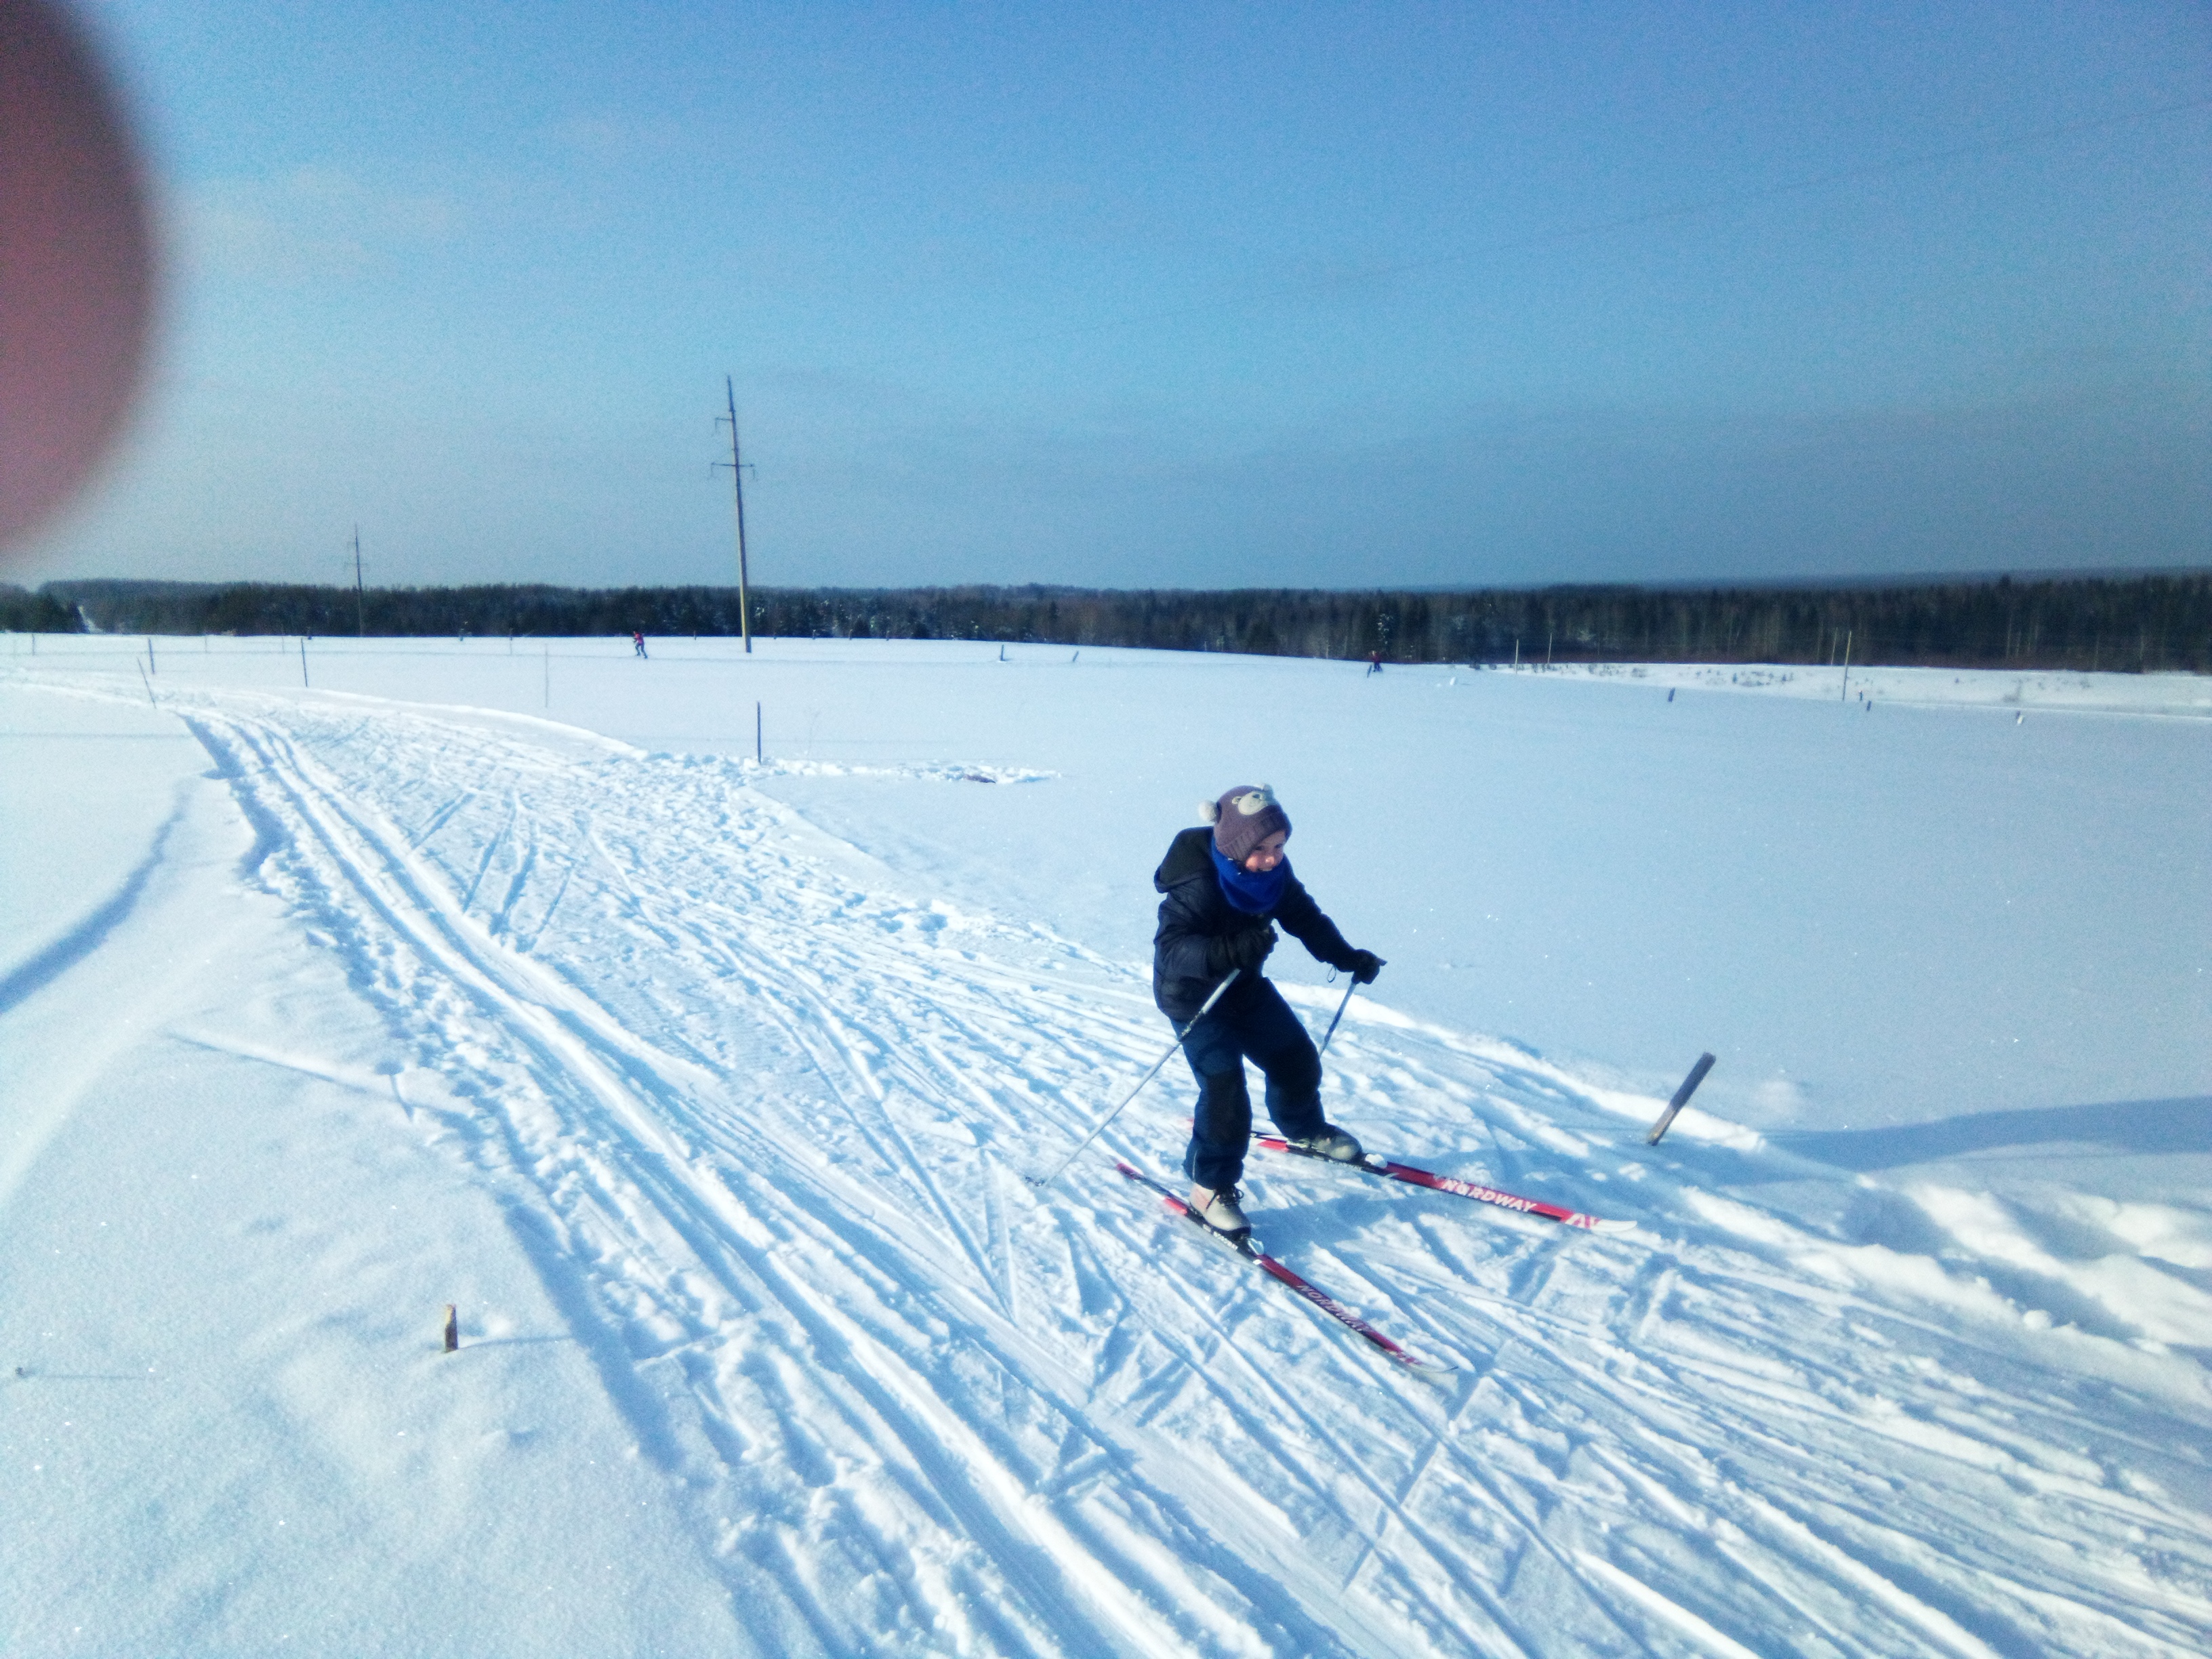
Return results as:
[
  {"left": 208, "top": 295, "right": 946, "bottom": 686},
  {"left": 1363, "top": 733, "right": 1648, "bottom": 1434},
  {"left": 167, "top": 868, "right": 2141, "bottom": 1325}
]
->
[{"left": 1203, "top": 784, "right": 1291, "bottom": 865}]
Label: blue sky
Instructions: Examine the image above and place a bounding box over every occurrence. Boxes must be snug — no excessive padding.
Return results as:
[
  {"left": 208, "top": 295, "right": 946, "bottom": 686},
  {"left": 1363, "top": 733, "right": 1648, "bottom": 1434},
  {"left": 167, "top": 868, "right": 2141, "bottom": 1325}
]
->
[{"left": 23, "top": 0, "right": 2211, "bottom": 590}]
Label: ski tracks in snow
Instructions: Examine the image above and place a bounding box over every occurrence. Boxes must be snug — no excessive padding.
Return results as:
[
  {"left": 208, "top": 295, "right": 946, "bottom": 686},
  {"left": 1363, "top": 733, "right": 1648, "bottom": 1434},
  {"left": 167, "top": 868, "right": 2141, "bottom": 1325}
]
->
[{"left": 159, "top": 685, "right": 2212, "bottom": 1656}]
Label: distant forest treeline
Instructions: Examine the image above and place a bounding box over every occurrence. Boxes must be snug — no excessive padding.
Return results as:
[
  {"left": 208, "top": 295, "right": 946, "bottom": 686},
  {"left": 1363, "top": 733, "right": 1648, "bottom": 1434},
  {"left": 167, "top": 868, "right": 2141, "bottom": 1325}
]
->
[{"left": 9, "top": 571, "right": 2210, "bottom": 673}]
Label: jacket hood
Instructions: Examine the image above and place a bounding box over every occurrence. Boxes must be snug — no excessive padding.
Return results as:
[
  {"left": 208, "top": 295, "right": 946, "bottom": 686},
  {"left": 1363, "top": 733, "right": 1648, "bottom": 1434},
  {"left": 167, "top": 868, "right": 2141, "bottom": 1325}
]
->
[{"left": 1153, "top": 825, "right": 1216, "bottom": 893}]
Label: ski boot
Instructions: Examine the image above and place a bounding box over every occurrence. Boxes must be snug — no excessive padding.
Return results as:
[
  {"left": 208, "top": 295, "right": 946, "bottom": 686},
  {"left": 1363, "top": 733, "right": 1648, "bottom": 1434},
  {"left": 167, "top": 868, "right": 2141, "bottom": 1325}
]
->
[
  {"left": 1187, "top": 1185, "right": 1252, "bottom": 1242},
  {"left": 1286, "top": 1124, "right": 1365, "bottom": 1163}
]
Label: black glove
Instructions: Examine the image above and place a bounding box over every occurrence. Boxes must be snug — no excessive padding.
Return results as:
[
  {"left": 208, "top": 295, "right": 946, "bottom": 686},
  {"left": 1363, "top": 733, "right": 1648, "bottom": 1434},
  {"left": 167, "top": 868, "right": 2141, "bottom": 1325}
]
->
[
  {"left": 1209, "top": 924, "right": 1277, "bottom": 976},
  {"left": 1347, "top": 949, "right": 1385, "bottom": 985}
]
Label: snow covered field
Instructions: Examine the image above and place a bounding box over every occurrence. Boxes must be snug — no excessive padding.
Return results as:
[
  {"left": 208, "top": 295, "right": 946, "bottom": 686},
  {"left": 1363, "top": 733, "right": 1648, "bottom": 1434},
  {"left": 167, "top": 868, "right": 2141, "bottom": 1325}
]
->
[{"left": 3, "top": 634, "right": 2209, "bottom": 1657}]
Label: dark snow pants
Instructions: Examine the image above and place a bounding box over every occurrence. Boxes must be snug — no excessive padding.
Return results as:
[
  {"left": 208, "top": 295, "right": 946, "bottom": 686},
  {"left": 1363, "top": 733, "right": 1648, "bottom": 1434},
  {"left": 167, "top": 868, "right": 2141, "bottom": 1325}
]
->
[{"left": 1179, "top": 976, "right": 1326, "bottom": 1192}]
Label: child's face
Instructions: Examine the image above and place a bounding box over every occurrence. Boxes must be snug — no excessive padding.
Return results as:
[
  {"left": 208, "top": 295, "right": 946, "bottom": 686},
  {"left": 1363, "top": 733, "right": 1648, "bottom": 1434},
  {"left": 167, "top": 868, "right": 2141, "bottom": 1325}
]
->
[{"left": 1243, "top": 831, "right": 1289, "bottom": 874}]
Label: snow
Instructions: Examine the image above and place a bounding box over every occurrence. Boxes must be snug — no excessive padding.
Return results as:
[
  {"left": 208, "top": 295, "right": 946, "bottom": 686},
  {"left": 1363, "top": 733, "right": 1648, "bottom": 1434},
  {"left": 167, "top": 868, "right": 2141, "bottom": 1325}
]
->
[{"left": 3, "top": 632, "right": 2209, "bottom": 1657}]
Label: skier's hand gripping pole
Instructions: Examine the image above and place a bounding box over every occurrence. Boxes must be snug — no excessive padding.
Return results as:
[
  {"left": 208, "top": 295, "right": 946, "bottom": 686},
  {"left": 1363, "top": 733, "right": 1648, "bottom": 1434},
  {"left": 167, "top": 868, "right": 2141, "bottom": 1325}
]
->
[{"left": 1027, "top": 970, "right": 1241, "bottom": 1189}]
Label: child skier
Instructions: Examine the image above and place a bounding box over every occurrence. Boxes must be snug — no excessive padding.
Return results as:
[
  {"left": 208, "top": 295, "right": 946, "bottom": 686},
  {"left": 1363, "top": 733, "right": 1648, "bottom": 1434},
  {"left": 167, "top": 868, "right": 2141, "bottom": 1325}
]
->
[{"left": 1152, "top": 784, "right": 1384, "bottom": 1240}]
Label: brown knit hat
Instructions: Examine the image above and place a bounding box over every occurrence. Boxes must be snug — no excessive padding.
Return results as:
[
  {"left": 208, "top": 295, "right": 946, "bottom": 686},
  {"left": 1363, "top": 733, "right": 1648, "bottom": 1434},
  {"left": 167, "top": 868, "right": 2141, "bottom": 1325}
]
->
[{"left": 1203, "top": 784, "right": 1291, "bottom": 865}]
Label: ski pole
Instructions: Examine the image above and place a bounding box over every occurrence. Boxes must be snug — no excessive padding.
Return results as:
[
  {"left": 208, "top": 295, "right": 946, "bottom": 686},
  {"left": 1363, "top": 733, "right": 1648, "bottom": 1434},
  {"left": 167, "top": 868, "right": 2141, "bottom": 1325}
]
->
[
  {"left": 1314, "top": 977, "right": 1358, "bottom": 1057},
  {"left": 1028, "top": 970, "right": 1240, "bottom": 1189}
]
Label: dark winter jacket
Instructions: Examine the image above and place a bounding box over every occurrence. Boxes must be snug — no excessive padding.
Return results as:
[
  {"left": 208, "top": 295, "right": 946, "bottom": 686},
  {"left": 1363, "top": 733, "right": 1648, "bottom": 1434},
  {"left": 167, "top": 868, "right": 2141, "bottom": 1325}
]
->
[{"left": 1151, "top": 826, "right": 1359, "bottom": 1020}]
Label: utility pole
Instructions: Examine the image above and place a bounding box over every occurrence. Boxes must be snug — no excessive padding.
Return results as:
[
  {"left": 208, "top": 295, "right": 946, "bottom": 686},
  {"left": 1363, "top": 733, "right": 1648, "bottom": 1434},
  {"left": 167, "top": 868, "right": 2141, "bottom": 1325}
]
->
[
  {"left": 715, "top": 377, "right": 754, "bottom": 654},
  {"left": 352, "top": 526, "right": 365, "bottom": 637}
]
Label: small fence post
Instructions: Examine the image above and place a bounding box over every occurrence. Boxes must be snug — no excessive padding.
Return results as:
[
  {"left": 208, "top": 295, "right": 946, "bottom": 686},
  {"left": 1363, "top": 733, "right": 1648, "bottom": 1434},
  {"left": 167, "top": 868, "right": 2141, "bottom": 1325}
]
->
[
  {"left": 443, "top": 1305, "right": 458, "bottom": 1353},
  {"left": 1645, "top": 1053, "right": 1717, "bottom": 1146}
]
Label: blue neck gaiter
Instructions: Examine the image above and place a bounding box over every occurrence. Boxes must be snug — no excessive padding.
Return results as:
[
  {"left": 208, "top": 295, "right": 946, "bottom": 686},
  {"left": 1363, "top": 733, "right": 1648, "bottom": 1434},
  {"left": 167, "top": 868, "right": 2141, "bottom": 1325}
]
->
[{"left": 1211, "top": 844, "right": 1290, "bottom": 915}]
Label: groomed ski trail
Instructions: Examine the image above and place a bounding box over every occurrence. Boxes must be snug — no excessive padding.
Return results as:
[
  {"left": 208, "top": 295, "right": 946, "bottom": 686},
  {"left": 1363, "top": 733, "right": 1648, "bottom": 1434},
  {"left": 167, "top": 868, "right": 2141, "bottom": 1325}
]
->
[{"left": 53, "top": 673, "right": 2212, "bottom": 1658}]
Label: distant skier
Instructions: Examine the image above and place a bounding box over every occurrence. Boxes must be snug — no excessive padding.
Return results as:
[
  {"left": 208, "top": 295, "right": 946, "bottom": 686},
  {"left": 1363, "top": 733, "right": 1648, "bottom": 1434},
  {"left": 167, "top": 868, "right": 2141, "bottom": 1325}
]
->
[
  {"left": 1366, "top": 651, "right": 1382, "bottom": 676},
  {"left": 1152, "top": 784, "right": 1384, "bottom": 1241},
  {"left": 632, "top": 630, "right": 648, "bottom": 659}
]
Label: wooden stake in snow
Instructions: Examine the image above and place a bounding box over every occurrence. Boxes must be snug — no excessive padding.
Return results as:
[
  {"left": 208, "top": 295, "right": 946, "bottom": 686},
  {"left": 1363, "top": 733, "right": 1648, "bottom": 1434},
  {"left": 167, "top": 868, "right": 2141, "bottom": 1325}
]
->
[
  {"left": 299, "top": 636, "right": 310, "bottom": 689},
  {"left": 1645, "top": 1052, "right": 1717, "bottom": 1146},
  {"left": 442, "top": 1305, "right": 458, "bottom": 1353}
]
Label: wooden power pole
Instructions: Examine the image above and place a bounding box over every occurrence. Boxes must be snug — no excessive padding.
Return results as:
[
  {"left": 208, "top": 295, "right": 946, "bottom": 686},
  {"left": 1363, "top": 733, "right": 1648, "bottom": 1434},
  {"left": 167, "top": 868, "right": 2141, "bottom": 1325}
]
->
[
  {"left": 352, "top": 526, "right": 365, "bottom": 636},
  {"left": 716, "top": 377, "right": 754, "bottom": 654}
]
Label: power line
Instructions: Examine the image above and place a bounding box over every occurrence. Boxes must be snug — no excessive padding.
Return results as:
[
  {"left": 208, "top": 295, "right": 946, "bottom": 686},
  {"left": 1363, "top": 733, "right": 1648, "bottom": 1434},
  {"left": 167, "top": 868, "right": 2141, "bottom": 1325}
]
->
[{"left": 924, "top": 94, "right": 2212, "bottom": 362}]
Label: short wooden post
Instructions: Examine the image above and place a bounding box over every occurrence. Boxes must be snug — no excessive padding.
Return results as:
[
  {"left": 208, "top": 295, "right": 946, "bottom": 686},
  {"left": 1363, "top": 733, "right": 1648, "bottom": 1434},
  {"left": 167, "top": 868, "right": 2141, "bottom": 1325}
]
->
[
  {"left": 443, "top": 1304, "right": 458, "bottom": 1353},
  {"left": 1645, "top": 1052, "right": 1717, "bottom": 1146},
  {"left": 300, "top": 636, "right": 310, "bottom": 689}
]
